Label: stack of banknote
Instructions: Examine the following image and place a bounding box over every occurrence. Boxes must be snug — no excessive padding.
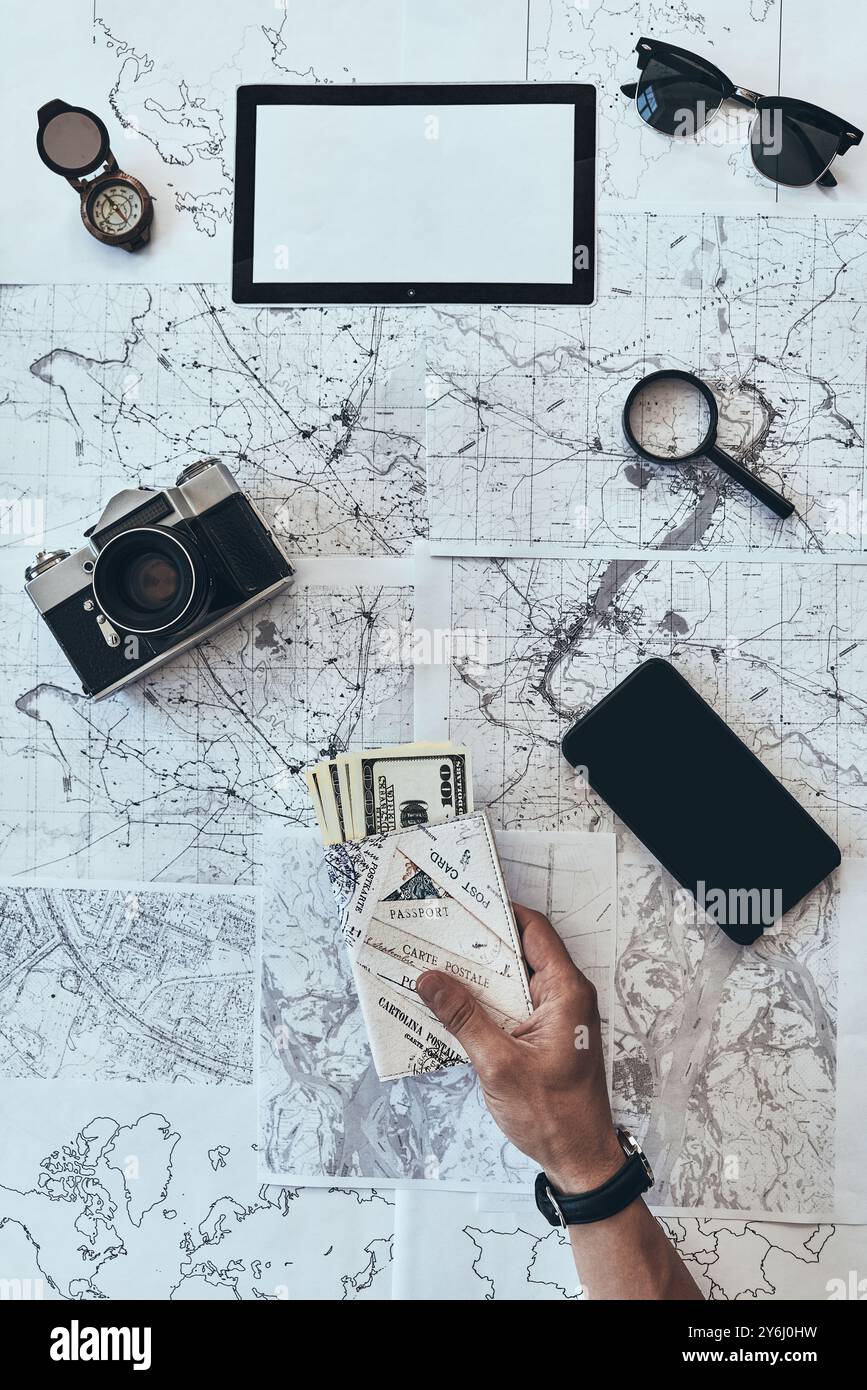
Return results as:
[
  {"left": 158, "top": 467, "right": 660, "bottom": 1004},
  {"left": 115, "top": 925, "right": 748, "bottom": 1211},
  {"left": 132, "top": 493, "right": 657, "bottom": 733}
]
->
[
  {"left": 306, "top": 743, "right": 533, "bottom": 1081},
  {"left": 306, "top": 742, "right": 472, "bottom": 843}
]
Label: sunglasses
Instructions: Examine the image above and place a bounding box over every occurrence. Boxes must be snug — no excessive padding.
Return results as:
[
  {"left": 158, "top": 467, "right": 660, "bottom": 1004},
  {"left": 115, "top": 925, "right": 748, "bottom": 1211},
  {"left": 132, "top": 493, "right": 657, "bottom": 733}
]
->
[{"left": 621, "top": 37, "right": 862, "bottom": 188}]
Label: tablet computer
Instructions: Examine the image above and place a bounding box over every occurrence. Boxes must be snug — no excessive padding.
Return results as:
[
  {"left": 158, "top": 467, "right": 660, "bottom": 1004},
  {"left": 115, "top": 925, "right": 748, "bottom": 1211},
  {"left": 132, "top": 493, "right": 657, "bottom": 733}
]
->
[{"left": 232, "top": 83, "right": 595, "bottom": 306}]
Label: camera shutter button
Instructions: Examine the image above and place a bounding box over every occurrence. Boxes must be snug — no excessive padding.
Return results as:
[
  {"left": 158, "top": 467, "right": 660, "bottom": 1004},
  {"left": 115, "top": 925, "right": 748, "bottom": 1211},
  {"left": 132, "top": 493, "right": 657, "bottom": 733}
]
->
[
  {"left": 25, "top": 549, "right": 70, "bottom": 583},
  {"left": 176, "top": 458, "right": 218, "bottom": 486}
]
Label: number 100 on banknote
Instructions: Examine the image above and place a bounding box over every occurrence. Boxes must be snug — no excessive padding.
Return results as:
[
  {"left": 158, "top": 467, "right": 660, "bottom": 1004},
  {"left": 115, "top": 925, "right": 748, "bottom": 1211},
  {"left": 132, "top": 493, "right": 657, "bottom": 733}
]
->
[
  {"left": 306, "top": 743, "right": 473, "bottom": 844},
  {"left": 359, "top": 748, "right": 471, "bottom": 836}
]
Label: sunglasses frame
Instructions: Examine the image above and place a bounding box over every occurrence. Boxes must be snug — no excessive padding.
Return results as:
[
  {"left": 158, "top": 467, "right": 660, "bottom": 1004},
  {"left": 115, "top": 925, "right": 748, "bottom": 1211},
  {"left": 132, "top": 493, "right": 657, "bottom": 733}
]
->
[{"left": 622, "top": 37, "right": 863, "bottom": 188}]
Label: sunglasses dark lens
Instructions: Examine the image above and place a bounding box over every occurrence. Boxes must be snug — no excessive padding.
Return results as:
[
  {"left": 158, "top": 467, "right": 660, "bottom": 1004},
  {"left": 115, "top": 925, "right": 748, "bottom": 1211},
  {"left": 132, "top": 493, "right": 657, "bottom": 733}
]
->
[
  {"left": 750, "top": 104, "right": 841, "bottom": 185},
  {"left": 635, "top": 53, "right": 725, "bottom": 136}
]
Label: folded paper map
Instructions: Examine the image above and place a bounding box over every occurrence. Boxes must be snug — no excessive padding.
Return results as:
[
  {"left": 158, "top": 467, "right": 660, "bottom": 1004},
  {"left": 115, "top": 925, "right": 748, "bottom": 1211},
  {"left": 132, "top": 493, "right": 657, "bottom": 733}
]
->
[{"left": 325, "top": 810, "right": 532, "bottom": 1080}]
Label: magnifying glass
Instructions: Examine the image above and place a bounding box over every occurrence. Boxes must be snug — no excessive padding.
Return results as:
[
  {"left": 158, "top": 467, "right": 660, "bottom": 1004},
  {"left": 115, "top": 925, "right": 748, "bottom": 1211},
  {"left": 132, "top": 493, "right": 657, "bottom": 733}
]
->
[{"left": 622, "top": 369, "right": 794, "bottom": 520}]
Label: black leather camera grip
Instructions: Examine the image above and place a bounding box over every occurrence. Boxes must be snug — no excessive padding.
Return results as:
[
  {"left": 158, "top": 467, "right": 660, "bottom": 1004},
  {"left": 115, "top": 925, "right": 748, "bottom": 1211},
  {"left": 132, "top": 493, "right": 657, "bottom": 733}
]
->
[
  {"left": 41, "top": 590, "right": 157, "bottom": 696},
  {"left": 195, "top": 494, "right": 292, "bottom": 594}
]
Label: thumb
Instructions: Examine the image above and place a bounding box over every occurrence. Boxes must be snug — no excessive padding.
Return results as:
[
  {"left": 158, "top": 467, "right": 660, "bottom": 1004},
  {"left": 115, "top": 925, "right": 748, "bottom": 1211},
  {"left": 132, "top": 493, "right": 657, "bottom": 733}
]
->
[{"left": 416, "top": 969, "right": 510, "bottom": 1069}]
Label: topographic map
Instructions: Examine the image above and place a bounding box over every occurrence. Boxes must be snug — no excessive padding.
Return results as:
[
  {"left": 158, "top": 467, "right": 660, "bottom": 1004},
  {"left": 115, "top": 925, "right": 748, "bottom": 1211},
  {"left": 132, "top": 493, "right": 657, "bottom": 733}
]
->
[
  {"left": 427, "top": 212, "right": 867, "bottom": 556},
  {"left": 616, "top": 848, "right": 837, "bottom": 1216},
  {"left": 0, "top": 288, "right": 415, "bottom": 1296},
  {"left": 0, "top": 570, "right": 413, "bottom": 884},
  {"left": 0, "top": 286, "right": 424, "bottom": 562},
  {"left": 0, "top": 286, "right": 418, "bottom": 881},
  {"left": 0, "top": 280, "right": 863, "bottom": 1282},
  {"left": 258, "top": 827, "right": 615, "bottom": 1186},
  {"left": 416, "top": 551, "right": 862, "bottom": 1215},
  {"left": 0, "top": 881, "right": 256, "bottom": 1083},
  {"left": 418, "top": 554, "right": 867, "bottom": 856},
  {"left": 1, "top": 0, "right": 865, "bottom": 1302}
]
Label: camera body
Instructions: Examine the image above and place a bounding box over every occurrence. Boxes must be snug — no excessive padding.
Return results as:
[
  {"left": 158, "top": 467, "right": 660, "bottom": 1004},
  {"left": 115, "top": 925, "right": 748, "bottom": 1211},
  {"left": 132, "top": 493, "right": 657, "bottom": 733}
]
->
[{"left": 25, "top": 460, "right": 294, "bottom": 699}]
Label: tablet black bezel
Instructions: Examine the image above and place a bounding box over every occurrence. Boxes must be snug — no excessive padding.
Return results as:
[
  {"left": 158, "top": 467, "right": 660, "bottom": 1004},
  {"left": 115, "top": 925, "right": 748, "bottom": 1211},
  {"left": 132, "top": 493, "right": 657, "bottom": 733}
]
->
[{"left": 232, "top": 82, "right": 595, "bottom": 306}]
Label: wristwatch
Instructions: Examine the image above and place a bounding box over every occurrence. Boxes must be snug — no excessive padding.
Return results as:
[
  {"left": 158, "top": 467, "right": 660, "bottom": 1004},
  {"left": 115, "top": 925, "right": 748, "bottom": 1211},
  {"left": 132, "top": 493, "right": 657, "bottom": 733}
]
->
[
  {"left": 535, "top": 1128, "right": 655, "bottom": 1226},
  {"left": 36, "top": 99, "right": 154, "bottom": 253}
]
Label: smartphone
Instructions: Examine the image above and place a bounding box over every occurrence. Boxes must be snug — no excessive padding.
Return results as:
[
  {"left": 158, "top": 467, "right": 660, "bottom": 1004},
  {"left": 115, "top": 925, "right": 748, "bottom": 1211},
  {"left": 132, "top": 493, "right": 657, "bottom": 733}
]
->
[{"left": 561, "top": 658, "right": 840, "bottom": 944}]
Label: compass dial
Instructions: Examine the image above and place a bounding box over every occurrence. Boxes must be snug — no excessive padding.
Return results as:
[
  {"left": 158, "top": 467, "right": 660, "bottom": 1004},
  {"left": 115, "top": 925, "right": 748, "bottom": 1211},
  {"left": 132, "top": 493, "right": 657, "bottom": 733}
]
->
[{"left": 88, "top": 181, "right": 144, "bottom": 236}]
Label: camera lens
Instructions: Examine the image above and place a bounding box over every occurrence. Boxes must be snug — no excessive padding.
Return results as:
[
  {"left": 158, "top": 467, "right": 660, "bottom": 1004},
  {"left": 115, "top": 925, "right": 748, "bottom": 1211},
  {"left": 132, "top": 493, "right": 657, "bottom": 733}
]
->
[
  {"left": 123, "top": 552, "right": 182, "bottom": 611},
  {"left": 92, "top": 526, "right": 208, "bottom": 635}
]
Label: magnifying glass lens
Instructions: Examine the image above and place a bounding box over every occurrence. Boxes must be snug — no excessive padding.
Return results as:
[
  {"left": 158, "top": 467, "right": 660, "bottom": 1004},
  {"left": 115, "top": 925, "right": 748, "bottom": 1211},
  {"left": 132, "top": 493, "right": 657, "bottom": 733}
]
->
[
  {"left": 626, "top": 375, "right": 713, "bottom": 461},
  {"left": 41, "top": 111, "right": 104, "bottom": 171}
]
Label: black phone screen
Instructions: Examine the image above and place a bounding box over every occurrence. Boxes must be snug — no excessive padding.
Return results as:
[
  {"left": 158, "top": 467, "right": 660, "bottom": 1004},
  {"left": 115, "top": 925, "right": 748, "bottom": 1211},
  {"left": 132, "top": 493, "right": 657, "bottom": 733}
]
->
[{"left": 560, "top": 658, "right": 840, "bottom": 943}]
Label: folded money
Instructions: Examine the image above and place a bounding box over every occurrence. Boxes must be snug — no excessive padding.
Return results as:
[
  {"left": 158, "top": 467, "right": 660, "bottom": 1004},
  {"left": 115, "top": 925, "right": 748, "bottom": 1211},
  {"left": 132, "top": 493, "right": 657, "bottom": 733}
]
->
[
  {"left": 306, "top": 742, "right": 472, "bottom": 843},
  {"left": 325, "top": 809, "right": 532, "bottom": 1080}
]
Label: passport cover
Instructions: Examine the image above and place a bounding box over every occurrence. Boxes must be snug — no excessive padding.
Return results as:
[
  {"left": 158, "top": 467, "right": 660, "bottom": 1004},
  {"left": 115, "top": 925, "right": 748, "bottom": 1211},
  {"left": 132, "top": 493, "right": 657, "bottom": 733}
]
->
[{"left": 324, "top": 811, "right": 533, "bottom": 1080}]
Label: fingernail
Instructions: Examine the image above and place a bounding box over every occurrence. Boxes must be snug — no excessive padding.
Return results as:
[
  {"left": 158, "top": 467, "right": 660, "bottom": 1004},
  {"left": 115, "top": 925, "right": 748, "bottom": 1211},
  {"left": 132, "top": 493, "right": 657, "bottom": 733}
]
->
[{"left": 416, "top": 971, "right": 444, "bottom": 1008}]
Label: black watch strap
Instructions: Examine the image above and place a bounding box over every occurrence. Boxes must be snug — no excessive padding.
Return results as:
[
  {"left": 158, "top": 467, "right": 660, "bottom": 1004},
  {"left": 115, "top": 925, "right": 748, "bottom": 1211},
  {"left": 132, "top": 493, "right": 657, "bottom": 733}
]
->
[{"left": 535, "top": 1129, "right": 654, "bottom": 1227}]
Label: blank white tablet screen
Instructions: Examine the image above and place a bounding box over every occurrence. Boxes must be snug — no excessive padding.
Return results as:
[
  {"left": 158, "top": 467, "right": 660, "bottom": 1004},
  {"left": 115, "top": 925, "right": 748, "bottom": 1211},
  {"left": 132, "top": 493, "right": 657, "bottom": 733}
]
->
[{"left": 252, "top": 102, "right": 576, "bottom": 286}]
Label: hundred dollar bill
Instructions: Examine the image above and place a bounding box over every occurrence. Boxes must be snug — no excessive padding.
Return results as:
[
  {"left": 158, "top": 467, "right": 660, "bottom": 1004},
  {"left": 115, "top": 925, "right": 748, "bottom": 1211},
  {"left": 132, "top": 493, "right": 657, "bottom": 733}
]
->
[
  {"left": 345, "top": 745, "right": 472, "bottom": 838},
  {"left": 306, "top": 743, "right": 469, "bottom": 843},
  {"left": 305, "top": 767, "right": 345, "bottom": 845},
  {"left": 304, "top": 769, "right": 331, "bottom": 842}
]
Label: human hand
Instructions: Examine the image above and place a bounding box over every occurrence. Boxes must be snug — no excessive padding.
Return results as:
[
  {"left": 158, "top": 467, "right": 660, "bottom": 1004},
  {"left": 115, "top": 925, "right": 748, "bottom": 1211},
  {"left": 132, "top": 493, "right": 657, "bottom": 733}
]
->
[{"left": 416, "top": 904, "right": 623, "bottom": 1191}]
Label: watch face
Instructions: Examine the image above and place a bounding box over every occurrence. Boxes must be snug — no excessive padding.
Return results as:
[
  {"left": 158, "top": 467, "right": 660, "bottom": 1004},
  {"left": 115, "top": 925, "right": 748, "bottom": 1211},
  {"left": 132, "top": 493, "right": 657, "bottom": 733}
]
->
[{"left": 86, "top": 180, "right": 145, "bottom": 238}]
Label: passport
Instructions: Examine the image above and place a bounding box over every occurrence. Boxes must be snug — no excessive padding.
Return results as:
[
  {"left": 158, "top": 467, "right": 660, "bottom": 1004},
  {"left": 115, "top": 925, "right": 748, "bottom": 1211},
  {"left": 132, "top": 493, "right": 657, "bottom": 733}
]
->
[{"left": 324, "top": 810, "right": 532, "bottom": 1080}]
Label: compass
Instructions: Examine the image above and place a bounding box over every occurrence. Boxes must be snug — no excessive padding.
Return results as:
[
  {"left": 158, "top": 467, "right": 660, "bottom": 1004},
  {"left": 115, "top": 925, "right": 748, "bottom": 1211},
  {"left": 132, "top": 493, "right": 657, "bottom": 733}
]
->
[{"left": 36, "top": 98, "right": 153, "bottom": 253}]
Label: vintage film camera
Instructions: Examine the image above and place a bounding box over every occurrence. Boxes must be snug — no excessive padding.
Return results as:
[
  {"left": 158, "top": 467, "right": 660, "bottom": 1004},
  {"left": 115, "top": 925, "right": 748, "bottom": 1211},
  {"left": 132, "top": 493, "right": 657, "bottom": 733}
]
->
[{"left": 25, "top": 460, "right": 294, "bottom": 699}]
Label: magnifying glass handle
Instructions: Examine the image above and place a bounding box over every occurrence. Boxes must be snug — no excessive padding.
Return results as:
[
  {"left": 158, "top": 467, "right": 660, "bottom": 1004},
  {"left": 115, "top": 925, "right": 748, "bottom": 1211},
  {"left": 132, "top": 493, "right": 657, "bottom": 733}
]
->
[{"left": 706, "top": 444, "right": 795, "bottom": 521}]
